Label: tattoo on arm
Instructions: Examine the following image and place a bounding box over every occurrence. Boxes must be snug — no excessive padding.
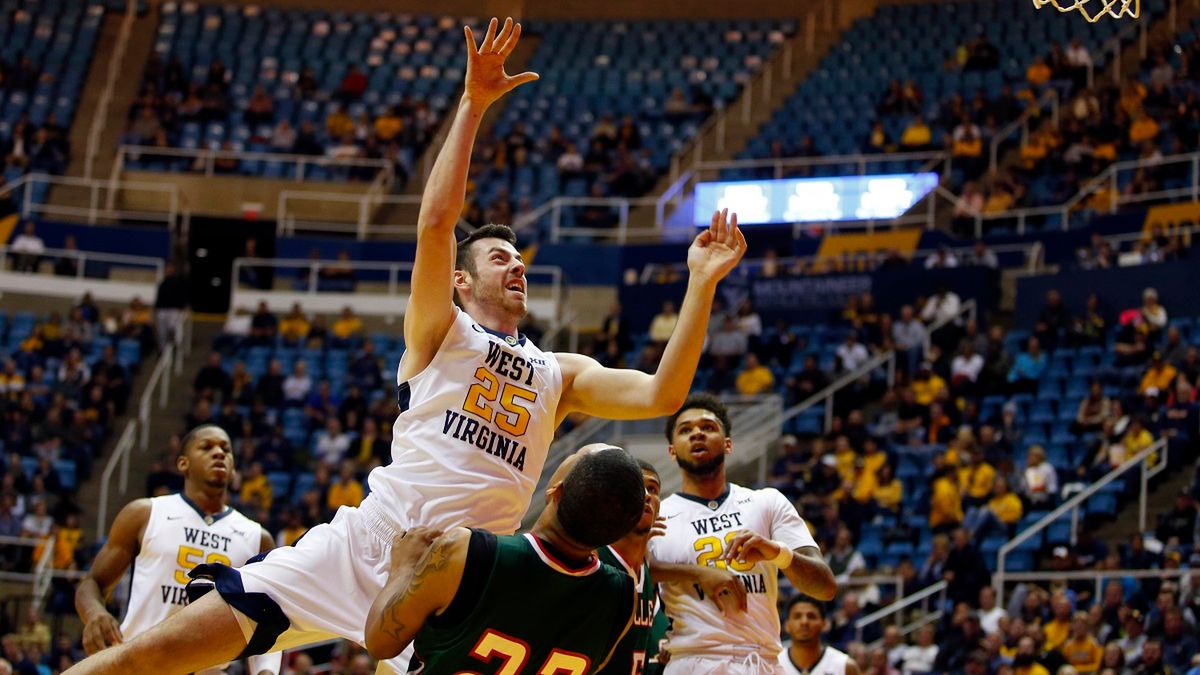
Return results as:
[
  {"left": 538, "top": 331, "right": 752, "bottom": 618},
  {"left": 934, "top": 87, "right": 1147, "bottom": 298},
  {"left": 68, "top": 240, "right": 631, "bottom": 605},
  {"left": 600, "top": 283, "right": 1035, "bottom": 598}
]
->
[{"left": 379, "top": 535, "right": 456, "bottom": 646}]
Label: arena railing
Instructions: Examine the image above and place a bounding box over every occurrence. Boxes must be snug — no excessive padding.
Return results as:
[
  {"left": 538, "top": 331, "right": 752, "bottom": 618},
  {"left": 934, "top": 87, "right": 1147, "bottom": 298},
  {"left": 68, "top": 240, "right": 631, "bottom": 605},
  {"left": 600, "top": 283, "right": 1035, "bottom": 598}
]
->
[
  {"left": 0, "top": 245, "right": 165, "bottom": 304},
  {"left": 994, "top": 437, "right": 1169, "bottom": 605},
  {"left": 114, "top": 145, "right": 395, "bottom": 184},
  {"left": 0, "top": 245, "right": 164, "bottom": 279},
  {"left": 998, "top": 568, "right": 1187, "bottom": 606},
  {"left": 921, "top": 298, "right": 977, "bottom": 360},
  {"left": 988, "top": 91, "right": 1059, "bottom": 173},
  {"left": 854, "top": 580, "right": 948, "bottom": 645},
  {"left": 83, "top": 0, "right": 137, "bottom": 179},
  {"left": 95, "top": 420, "right": 138, "bottom": 536},
  {"left": 5, "top": 173, "right": 188, "bottom": 230}
]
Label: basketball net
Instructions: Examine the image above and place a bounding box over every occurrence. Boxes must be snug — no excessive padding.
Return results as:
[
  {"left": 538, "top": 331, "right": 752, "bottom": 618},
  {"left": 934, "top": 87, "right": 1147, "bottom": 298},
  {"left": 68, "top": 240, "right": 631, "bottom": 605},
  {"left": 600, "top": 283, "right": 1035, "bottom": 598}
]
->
[{"left": 1031, "top": 0, "right": 1140, "bottom": 22}]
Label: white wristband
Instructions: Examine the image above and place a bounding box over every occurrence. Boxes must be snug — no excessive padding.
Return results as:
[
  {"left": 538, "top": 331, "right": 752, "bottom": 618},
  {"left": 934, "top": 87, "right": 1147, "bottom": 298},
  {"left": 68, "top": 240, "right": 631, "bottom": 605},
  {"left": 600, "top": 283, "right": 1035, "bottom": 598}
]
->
[{"left": 770, "top": 542, "right": 793, "bottom": 568}]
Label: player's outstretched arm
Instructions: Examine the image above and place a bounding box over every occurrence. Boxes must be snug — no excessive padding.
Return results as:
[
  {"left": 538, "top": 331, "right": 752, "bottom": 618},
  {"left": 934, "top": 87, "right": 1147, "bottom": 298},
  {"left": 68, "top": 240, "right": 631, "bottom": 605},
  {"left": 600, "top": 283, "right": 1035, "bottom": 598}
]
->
[
  {"left": 365, "top": 527, "right": 469, "bottom": 660},
  {"left": 75, "top": 499, "right": 150, "bottom": 655},
  {"left": 648, "top": 560, "right": 749, "bottom": 614},
  {"left": 557, "top": 210, "right": 745, "bottom": 420},
  {"left": 404, "top": 17, "right": 539, "bottom": 374}
]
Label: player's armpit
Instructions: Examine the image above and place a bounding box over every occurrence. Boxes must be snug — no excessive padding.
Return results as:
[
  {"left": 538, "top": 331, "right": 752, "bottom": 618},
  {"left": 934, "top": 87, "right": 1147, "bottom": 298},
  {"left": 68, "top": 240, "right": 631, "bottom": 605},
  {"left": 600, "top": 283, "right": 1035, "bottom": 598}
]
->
[
  {"left": 365, "top": 527, "right": 469, "bottom": 660},
  {"left": 556, "top": 353, "right": 682, "bottom": 422},
  {"left": 783, "top": 546, "right": 837, "bottom": 601}
]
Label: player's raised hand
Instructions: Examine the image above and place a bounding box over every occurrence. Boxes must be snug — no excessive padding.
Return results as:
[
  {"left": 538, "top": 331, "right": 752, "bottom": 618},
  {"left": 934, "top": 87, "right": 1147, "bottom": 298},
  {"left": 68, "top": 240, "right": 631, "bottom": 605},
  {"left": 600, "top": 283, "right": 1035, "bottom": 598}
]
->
[
  {"left": 390, "top": 526, "right": 443, "bottom": 574},
  {"left": 81, "top": 611, "right": 123, "bottom": 655},
  {"left": 692, "top": 565, "right": 748, "bottom": 614},
  {"left": 687, "top": 209, "right": 746, "bottom": 285},
  {"left": 650, "top": 516, "right": 668, "bottom": 539},
  {"left": 462, "top": 17, "right": 539, "bottom": 108},
  {"left": 722, "top": 530, "right": 784, "bottom": 567}
]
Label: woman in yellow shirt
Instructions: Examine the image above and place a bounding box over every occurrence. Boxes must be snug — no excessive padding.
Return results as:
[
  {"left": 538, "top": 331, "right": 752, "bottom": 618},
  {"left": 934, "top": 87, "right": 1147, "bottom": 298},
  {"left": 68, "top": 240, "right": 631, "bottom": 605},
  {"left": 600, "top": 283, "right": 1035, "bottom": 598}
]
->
[
  {"left": 326, "top": 462, "right": 365, "bottom": 510},
  {"left": 332, "top": 306, "right": 364, "bottom": 341},
  {"left": 279, "top": 303, "right": 311, "bottom": 343},
  {"left": 1058, "top": 613, "right": 1103, "bottom": 673},
  {"left": 929, "top": 462, "right": 963, "bottom": 533},
  {"left": 873, "top": 463, "right": 903, "bottom": 515},
  {"left": 963, "top": 475, "right": 1022, "bottom": 537}
]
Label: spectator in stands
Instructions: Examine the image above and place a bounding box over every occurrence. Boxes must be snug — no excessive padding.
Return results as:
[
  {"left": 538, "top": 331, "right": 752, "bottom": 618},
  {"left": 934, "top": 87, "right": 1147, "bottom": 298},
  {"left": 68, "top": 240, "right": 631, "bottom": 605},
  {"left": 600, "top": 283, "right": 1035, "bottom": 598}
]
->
[
  {"left": 193, "top": 352, "right": 232, "bottom": 402},
  {"left": 245, "top": 86, "right": 274, "bottom": 127},
  {"left": 1058, "top": 611, "right": 1103, "bottom": 672},
  {"left": 334, "top": 63, "right": 365, "bottom": 101},
  {"left": 952, "top": 116, "right": 985, "bottom": 177},
  {"left": 951, "top": 341, "right": 985, "bottom": 395},
  {"left": 326, "top": 460, "right": 364, "bottom": 511},
  {"left": 28, "top": 128, "right": 65, "bottom": 175},
  {"left": 1022, "top": 445, "right": 1058, "bottom": 508},
  {"left": 153, "top": 260, "right": 188, "bottom": 349},
  {"left": 293, "top": 121, "right": 324, "bottom": 156},
  {"left": 958, "top": 445, "right": 996, "bottom": 509},
  {"left": 912, "top": 361, "right": 947, "bottom": 408},
  {"left": 270, "top": 120, "right": 296, "bottom": 152},
  {"left": 314, "top": 418, "right": 351, "bottom": 469},
  {"left": 837, "top": 331, "right": 871, "bottom": 372},
  {"left": 1140, "top": 351, "right": 1178, "bottom": 396},
  {"left": 1072, "top": 381, "right": 1112, "bottom": 436},
  {"left": 250, "top": 301, "right": 277, "bottom": 345},
  {"left": 238, "top": 461, "right": 271, "bottom": 513},
  {"left": 1140, "top": 288, "right": 1169, "bottom": 341},
  {"left": 282, "top": 360, "right": 312, "bottom": 405},
  {"left": 787, "top": 355, "right": 829, "bottom": 405},
  {"left": 929, "top": 458, "right": 963, "bottom": 534},
  {"left": 332, "top": 306, "right": 363, "bottom": 346},
  {"left": 348, "top": 341, "right": 382, "bottom": 391},
  {"left": 278, "top": 303, "right": 310, "bottom": 345},
  {"left": 1064, "top": 39, "right": 1092, "bottom": 90},
  {"left": 734, "top": 352, "right": 774, "bottom": 396},
  {"left": 900, "top": 115, "right": 934, "bottom": 151},
  {"left": 9, "top": 221, "right": 44, "bottom": 273},
  {"left": 304, "top": 379, "right": 340, "bottom": 429},
  {"left": 129, "top": 107, "right": 162, "bottom": 145},
  {"left": 921, "top": 286, "right": 963, "bottom": 333},
  {"left": 892, "top": 305, "right": 926, "bottom": 374},
  {"left": 1035, "top": 290, "right": 1072, "bottom": 350},
  {"left": 1009, "top": 337, "right": 1046, "bottom": 395},
  {"left": 1070, "top": 293, "right": 1106, "bottom": 347},
  {"left": 1160, "top": 607, "right": 1197, "bottom": 671},
  {"left": 901, "top": 625, "right": 940, "bottom": 675}
]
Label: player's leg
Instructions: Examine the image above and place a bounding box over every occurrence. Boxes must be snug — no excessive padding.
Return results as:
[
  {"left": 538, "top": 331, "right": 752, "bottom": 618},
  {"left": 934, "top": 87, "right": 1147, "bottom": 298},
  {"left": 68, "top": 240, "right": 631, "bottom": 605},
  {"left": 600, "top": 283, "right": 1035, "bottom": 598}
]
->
[{"left": 64, "top": 593, "right": 246, "bottom": 675}]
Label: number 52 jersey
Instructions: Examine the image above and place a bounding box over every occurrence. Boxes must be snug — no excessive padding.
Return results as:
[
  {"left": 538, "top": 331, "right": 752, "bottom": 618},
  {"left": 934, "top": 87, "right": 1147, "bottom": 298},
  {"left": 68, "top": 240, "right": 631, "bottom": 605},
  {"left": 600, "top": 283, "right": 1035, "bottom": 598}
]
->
[
  {"left": 120, "top": 493, "right": 265, "bottom": 639},
  {"left": 648, "top": 484, "right": 818, "bottom": 661}
]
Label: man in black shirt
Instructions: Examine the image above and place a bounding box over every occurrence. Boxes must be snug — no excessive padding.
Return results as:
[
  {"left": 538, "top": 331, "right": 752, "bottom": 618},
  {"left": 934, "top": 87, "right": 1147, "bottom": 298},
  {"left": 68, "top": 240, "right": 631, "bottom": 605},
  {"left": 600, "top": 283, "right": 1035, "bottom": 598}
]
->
[{"left": 154, "top": 261, "right": 189, "bottom": 349}]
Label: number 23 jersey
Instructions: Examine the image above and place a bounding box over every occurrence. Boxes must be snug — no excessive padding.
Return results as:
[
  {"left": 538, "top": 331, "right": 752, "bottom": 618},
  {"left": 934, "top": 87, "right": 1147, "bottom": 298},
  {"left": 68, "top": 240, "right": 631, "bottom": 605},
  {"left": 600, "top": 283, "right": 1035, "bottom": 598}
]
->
[
  {"left": 120, "top": 494, "right": 264, "bottom": 639},
  {"left": 647, "top": 484, "right": 817, "bottom": 660},
  {"left": 371, "top": 307, "right": 563, "bottom": 535}
]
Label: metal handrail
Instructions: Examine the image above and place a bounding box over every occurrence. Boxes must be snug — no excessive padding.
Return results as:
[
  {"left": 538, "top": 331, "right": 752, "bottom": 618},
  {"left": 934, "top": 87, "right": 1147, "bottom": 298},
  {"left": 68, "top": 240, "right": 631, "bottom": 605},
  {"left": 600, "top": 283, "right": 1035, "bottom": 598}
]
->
[
  {"left": 0, "top": 245, "right": 166, "bottom": 280},
  {"left": 96, "top": 420, "right": 137, "bottom": 535},
  {"left": 6, "top": 172, "right": 186, "bottom": 228},
  {"left": 989, "top": 90, "right": 1059, "bottom": 173},
  {"left": 117, "top": 144, "right": 394, "bottom": 182},
  {"left": 781, "top": 349, "right": 897, "bottom": 432},
  {"left": 138, "top": 344, "right": 175, "bottom": 453},
  {"left": 855, "top": 580, "right": 947, "bottom": 643},
  {"left": 275, "top": 191, "right": 424, "bottom": 240},
  {"left": 695, "top": 151, "right": 950, "bottom": 178},
  {"left": 84, "top": 0, "right": 136, "bottom": 179},
  {"left": 994, "top": 437, "right": 1168, "bottom": 605}
]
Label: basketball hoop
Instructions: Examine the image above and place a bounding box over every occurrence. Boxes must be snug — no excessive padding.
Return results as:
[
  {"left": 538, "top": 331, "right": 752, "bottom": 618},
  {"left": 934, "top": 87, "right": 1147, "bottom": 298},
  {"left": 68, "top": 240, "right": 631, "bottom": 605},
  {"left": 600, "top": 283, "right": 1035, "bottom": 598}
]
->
[{"left": 1031, "top": 0, "right": 1140, "bottom": 22}]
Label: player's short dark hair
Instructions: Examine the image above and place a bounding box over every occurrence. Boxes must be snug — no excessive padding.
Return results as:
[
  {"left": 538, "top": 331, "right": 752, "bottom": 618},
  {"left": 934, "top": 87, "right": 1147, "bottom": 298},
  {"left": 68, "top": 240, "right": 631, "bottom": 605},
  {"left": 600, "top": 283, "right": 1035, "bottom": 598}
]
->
[
  {"left": 455, "top": 223, "right": 518, "bottom": 277},
  {"left": 636, "top": 459, "right": 659, "bottom": 480},
  {"left": 181, "top": 424, "right": 227, "bottom": 453},
  {"left": 785, "top": 594, "right": 827, "bottom": 618},
  {"left": 557, "top": 447, "right": 646, "bottom": 549},
  {"left": 664, "top": 393, "right": 732, "bottom": 441}
]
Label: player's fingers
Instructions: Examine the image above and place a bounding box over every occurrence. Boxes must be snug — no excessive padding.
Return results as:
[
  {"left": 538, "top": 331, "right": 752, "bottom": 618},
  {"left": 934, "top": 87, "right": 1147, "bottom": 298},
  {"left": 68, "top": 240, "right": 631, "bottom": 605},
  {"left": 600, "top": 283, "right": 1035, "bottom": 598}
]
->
[
  {"left": 481, "top": 18, "right": 498, "bottom": 53},
  {"left": 505, "top": 71, "right": 540, "bottom": 90},
  {"left": 733, "top": 219, "right": 746, "bottom": 253},
  {"left": 693, "top": 229, "right": 713, "bottom": 249},
  {"left": 464, "top": 26, "right": 478, "bottom": 53},
  {"left": 489, "top": 17, "right": 512, "bottom": 52},
  {"left": 731, "top": 580, "right": 749, "bottom": 611},
  {"left": 709, "top": 209, "right": 720, "bottom": 235},
  {"left": 498, "top": 21, "right": 522, "bottom": 56},
  {"left": 722, "top": 532, "right": 751, "bottom": 561}
]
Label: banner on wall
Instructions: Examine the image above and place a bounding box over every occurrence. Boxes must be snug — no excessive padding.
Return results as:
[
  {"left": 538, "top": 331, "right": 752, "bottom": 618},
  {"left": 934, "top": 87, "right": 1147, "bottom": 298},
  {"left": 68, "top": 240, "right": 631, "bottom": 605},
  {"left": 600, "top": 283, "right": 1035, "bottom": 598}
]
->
[
  {"left": 749, "top": 274, "right": 873, "bottom": 316},
  {"left": 817, "top": 229, "right": 923, "bottom": 258},
  {"left": 1143, "top": 202, "right": 1200, "bottom": 236}
]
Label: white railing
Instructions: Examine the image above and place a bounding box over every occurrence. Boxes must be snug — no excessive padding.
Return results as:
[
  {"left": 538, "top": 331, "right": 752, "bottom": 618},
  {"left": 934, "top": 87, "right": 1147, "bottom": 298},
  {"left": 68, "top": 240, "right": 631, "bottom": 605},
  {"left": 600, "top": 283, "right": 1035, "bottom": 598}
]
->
[
  {"left": 0, "top": 245, "right": 165, "bottom": 280},
  {"left": 782, "top": 349, "right": 897, "bottom": 432},
  {"left": 4, "top": 173, "right": 187, "bottom": 229},
  {"left": 922, "top": 298, "right": 978, "bottom": 359},
  {"left": 855, "top": 580, "right": 947, "bottom": 644},
  {"left": 989, "top": 91, "right": 1059, "bottom": 173},
  {"left": 96, "top": 420, "right": 137, "bottom": 535},
  {"left": 999, "top": 568, "right": 1186, "bottom": 605},
  {"left": 275, "top": 191, "right": 422, "bottom": 240},
  {"left": 115, "top": 145, "right": 395, "bottom": 183},
  {"left": 31, "top": 528, "right": 56, "bottom": 610},
  {"left": 138, "top": 344, "right": 176, "bottom": 453},
  {"left": 994, "top": 438, "right": 1169, "bottom": 604},
  {"left": 84, "top": 0, "right": 137, "bottom": 179},
  {"left": 695, "top": 151, "right": 950, "bottom": 182}
]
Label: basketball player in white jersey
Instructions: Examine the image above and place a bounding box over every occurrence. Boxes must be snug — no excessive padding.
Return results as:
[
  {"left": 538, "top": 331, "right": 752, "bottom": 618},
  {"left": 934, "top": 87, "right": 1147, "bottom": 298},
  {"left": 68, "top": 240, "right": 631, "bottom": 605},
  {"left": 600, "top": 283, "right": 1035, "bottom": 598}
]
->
[
  {"left": 778, "top": 596, "right": 859, "bottom": 675},
  {"left": 64, "top": 16, "right": 744, "bottom": 675},
  {"left": 73, "top": 424, "right": 279, "bottom": 675},
  {"left": 649, "top": 394, "right": 837, "bottom": 675}
]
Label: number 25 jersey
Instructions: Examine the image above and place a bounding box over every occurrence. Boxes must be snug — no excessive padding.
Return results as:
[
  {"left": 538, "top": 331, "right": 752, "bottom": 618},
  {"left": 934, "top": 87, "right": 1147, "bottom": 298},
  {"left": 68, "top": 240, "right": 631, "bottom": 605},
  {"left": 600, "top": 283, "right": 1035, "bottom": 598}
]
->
[{"left": 369, "top": 307, "right": 563, "bottom": 535}]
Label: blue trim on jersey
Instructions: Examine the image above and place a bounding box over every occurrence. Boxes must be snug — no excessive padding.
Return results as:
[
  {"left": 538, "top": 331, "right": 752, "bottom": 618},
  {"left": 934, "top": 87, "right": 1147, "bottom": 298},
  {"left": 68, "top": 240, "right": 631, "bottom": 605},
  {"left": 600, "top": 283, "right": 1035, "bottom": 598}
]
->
[
  {"left": 179, "top": 493, "right": 234, "bottom": 524},
  {"left": 674, "top": 487, "right": 732, "bottom": 510},
  {"left": 396, "top": 381, "right": 412, "bottom": 412},
  {"left": 189, "top": 562, "right": 290, "bottom": 658},
  {"left": 473, "top": 322, "right": 527, "bottom": 346}
]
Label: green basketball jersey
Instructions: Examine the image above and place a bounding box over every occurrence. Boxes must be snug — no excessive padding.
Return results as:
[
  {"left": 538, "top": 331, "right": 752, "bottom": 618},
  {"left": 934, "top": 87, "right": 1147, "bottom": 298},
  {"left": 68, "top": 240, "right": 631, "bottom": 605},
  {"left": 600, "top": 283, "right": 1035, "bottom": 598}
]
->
[
  {"left": 412, "top": 531, "right": 635, "bottom": 674},
  {"left": 595, "top": 546, "right": 658, "bottom": 675}
]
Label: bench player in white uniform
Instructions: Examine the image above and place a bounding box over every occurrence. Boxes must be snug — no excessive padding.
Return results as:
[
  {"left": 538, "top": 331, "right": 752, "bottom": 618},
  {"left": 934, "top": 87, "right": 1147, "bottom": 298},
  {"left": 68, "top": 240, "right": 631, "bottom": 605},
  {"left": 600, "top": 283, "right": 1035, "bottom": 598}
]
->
[
  {"left": 74, "top": 425, "right": 279, "bottom": 675},
  {"left": 778, "top": 596, "right": 859, "bottom": 675},
  {"left": 649, "top": 394, "right": 837, "bottom": 675},
  {"left": 64, "top": 17, "right": 745, "bottom": 675}
]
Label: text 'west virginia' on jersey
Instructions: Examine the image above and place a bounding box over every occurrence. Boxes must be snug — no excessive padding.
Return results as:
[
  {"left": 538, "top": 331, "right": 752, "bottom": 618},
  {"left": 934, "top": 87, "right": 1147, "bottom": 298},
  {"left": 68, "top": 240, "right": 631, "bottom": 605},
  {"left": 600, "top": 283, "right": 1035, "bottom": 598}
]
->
[
  {"left": 596, "top": 546, "right": 658, "bottom": 675},
  {"left": 371, "top": 308, "right": 563, "bottom": 535},
  {"left": 120, "top": 494, "right": 264, "bottom": 639},
  {"left": 410, "top": 531, "right": 635, "bottom": 675},
  {"left": 648, "top": 484, "right": 818, "bottom": 661}
]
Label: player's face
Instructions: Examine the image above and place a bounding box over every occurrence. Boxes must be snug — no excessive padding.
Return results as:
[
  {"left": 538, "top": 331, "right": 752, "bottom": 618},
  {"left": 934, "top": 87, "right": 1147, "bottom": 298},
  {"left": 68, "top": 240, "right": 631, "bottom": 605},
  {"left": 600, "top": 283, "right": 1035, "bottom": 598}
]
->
[
  {"left": 465, "top": 239, "right": 527, "bottom": 319},
  {"left": 179, "top": 427, "right": 234, "bottom": 489},
  {"left": 669, "top": 409, "right": 731, "bottom": 477},
  {"left": 634, "top": 470, "right": 662, "bottom": 534},
  {"left": 785, "top": 603, "right": 825, "bottom": 643}
]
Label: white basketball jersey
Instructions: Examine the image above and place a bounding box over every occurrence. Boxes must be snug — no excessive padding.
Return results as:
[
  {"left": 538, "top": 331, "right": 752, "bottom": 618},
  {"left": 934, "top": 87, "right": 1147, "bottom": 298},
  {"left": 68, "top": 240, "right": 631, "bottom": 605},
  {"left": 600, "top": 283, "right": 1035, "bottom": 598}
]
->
[
  {"left": 778, "top": 646, "right": 852, "bottom": 674},
  {"left": 368, "top": 307, "right": 562, "bottom": 535},
  {"left": 121, "top": 494, "right": 264, "bottom": 639},
  {"left": 648, "top": 484, "right": 818, "bottom": 661}
]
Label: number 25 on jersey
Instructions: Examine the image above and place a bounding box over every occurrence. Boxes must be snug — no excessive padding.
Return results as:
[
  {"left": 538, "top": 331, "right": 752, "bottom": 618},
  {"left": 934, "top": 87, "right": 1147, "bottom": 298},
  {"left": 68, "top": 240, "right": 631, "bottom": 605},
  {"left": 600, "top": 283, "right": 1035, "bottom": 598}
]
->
[
  {"left": 457, "top": 630, "right": 589, "bottom": 675},
  {"left": 463, "top": 367, "right": 538, "bottom": 437}
]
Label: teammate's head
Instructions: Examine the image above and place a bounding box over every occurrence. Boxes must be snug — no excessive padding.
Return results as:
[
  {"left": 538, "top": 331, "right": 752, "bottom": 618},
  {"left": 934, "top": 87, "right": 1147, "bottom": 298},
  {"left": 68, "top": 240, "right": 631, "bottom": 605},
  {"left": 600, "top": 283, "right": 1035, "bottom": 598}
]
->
[
  {"left": 453, "top": 224, "right": 526, "bottom": 319},
  {"left": 783, "top": 595, "right": 828, "bottom": 645},
  {"left": 546, "top": 444, "right": 646, "bottom": 549},
  {"left": 631, "top": 460, "right": 662, "bottom": 537},
  {"left": 177, "top": 424, "right": 234, "bottom": 490},
  {"left": 665, "top": 394, "right": 733, "bottom": 478}
]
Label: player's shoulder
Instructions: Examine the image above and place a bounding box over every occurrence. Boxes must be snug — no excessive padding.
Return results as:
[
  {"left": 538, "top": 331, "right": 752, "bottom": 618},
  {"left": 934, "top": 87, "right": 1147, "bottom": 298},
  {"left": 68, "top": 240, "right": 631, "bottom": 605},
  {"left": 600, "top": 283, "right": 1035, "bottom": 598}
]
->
[{"left": 733, "top": 483, "right": 789, "bottom": 506}]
